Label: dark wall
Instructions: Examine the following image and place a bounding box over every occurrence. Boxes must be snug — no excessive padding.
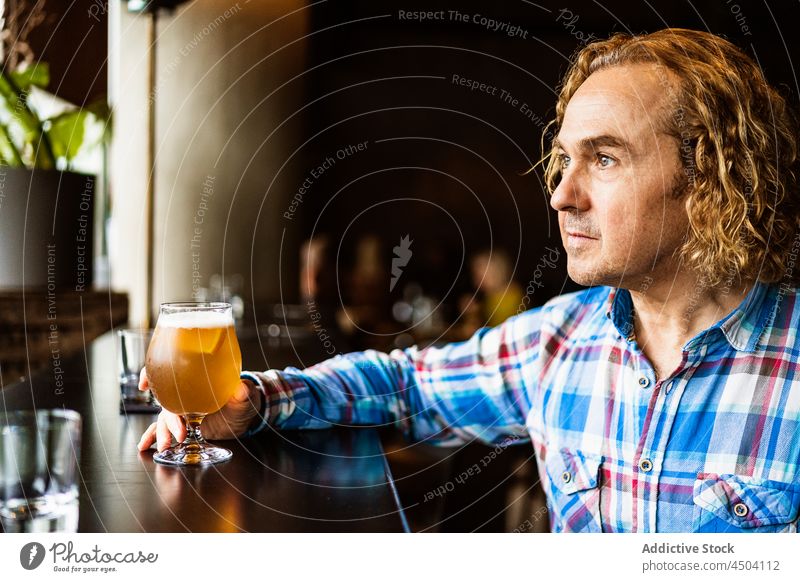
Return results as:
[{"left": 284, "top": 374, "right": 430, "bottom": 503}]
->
[
  {"left": 291, "top": 0, "right": 799, "bottom": 307},
  {"left": 29, "top": 0, "right": 108, "bottom": 105}
]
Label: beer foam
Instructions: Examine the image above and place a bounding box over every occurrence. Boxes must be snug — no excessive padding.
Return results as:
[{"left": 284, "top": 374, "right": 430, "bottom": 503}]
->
[{"left": 158, "top": 310, "right": 234, "bottom": 329}]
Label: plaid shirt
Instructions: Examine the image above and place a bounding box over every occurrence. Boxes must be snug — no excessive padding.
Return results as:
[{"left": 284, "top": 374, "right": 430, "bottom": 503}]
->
[{"left": 243, "top": 281, "right": 800, "bottom": 532}]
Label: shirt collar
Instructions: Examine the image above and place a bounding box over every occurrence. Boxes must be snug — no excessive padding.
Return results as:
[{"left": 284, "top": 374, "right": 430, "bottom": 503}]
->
[
  {"left": 604, "top": 281, "right": 775, "bottom": 353},
  {"left": 606, "top": 287, "right": 635, "bottom": 341},
  {"left": 716, "top": 281, "right": 773, "bottom": 352}
]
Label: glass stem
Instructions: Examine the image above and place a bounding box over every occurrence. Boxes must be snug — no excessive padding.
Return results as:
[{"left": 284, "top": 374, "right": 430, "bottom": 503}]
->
[{"left": 183, "top": 414, "right": 206, "bottom": 452}]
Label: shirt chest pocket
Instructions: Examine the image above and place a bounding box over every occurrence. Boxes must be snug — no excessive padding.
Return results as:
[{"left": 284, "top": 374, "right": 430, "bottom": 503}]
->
[
  {"left": 545, "top": 447, "right": 604, "bottom": 532},
  {"left": 693, "top": 473, "right": 800, "bottom": 533}
]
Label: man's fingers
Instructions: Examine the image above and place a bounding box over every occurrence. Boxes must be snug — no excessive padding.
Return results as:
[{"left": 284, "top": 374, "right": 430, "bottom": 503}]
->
[
  {"left": 165, "top": 412, "right": 187, "bottom": 443},
  {"left": 156, "top": 417, "right": 173, "bottom": 452},
  {"left": 138, "top": 414, "right": 183, "bottom": 453},
  {"left": 138, "top": 422, "right": 157, "bottom": 451},
  {"left": 138, "top": 368, "right": 149, "bottom": 391}
]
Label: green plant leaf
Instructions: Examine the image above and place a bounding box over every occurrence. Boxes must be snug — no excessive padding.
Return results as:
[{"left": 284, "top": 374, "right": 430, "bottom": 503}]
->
[
  {"left": 0, "top": 73, "right": 41, "bottom": 141},
  {"left": 47, "top": 110, "right": 88, "bottom": 162},
  {"left": 0, "top": 71, "right": 55, "bottom": 169},
  {"left": 0, "top": 124, "right": 24, "bottom": 166},
  {"left": 9, "top": 64, "right": 50, "bottom": 92}
]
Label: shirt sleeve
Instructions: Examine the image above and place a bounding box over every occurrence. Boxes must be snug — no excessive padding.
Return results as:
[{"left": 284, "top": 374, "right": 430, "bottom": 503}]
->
[{"left": 241, "top": 308, "right": 542, "bottom": 447}]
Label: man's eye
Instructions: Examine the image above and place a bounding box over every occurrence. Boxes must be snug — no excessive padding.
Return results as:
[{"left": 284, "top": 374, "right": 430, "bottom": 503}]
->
[
  {"left": 597, "top": 154, "right": 615, "bottom": 168},
  {"left": 558, "top": 154, "right": 570, "bottom": 170}
]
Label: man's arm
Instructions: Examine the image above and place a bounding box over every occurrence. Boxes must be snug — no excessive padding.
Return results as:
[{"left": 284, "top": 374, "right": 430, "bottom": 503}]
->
[{"left": 243, "top": 309, "right": 541, "bottom": 447}]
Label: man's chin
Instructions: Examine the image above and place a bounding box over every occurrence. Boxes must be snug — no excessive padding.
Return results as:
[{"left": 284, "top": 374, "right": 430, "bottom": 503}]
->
[{"left": 567, "top": 264, "right": 616, "bottom": 288}]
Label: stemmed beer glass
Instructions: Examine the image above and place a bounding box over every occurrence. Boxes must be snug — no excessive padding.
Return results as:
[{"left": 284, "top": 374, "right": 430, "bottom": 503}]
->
[{"left": 145, "top": 302, "right": 242, "bottom": 465}]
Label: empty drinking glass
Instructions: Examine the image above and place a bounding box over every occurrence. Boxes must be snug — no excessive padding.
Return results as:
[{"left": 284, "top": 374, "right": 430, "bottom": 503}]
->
[
  {"left": 0, "top": 409, "right": 82, "bottom": 532},
  {"left": 117, "top": 328, "right": 155, "bottom": 411}
]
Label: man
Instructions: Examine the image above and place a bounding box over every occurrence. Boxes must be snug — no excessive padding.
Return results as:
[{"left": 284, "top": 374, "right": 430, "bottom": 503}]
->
[{"left": 139, "top": 29, "right": 800, "bottom": 532}]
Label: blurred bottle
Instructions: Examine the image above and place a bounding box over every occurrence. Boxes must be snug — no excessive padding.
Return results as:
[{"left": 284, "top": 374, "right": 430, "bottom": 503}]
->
[
  {"left": 392, "top": 282, "right": 442, "bottom": 340},
  {"left": 470, "top": 250, "right": 523, "bottom": 327}
]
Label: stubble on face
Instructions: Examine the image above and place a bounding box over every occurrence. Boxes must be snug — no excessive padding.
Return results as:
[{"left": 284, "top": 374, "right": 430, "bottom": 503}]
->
[{"left": 566, "top": 169, "right": 690, "bottom": 288}]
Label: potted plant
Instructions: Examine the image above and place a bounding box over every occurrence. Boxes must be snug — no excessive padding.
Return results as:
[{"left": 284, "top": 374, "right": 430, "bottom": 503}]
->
[{"left": 0, "top": 0, "right": 109, "bottom": 290}]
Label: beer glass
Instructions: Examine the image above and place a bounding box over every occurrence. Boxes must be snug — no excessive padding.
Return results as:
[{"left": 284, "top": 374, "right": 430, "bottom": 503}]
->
[{"left": 145, "top": 302, "right": 242, "bottom": 465}]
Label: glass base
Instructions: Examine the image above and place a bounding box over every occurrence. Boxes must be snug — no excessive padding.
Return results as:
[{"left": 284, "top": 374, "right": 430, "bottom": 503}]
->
[
  {"left": 153, "top": 443, "right": 232, "bottom": 466},
  {"left": 0, "top": 496, "right": 79, "bottom": 533}
]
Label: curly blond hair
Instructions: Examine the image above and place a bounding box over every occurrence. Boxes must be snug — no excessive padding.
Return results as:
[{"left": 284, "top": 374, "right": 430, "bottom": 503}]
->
[{"left": 542, "top": 28, "right": 800, "bottom": 288}]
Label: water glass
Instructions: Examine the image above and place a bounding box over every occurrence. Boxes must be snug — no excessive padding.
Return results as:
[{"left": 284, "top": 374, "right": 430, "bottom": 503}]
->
[
  {"left": 0, "top": 409, "right": 82, "bottom": 532},
  {"left": 117, "top": 328, "right": 155, "bottom": 410}
]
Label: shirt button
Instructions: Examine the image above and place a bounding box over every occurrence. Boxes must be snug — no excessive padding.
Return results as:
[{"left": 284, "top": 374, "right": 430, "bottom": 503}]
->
[
  {"left": 639, "top": 458, "right": 653, "bottom": 473},
  {"left": 638, "top": 376, "right": 650, "bottom": 388},
  {"left": 561, "top": 471, "right": 572, "bottom": 484},
  {"left": 733, "top": 503, "right": 748, "bottom": 517}
]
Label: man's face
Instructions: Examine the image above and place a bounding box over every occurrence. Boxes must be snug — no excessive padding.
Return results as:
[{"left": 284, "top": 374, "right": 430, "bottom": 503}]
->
[{"left": 550, "top": 64, "right": 689, "bottom": 289}]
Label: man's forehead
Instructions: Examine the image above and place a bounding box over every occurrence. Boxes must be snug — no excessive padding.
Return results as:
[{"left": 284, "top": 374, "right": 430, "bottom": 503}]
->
[{"left": 558, "top": 64, "right": 674, "bottom": 146}]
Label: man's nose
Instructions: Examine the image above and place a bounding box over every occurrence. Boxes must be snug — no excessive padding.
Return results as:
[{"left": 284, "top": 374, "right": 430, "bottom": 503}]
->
[{"left": 550, "top": 167, "right": 589, "bottom": 213}]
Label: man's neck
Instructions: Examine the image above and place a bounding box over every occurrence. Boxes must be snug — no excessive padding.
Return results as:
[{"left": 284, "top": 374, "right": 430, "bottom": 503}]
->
[{"left": 626, "top": 270, "right": 752, "bottom": 377}]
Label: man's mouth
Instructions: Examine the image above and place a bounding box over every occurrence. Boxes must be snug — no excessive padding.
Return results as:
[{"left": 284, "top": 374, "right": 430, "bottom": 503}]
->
[
  {"left": 564, "top": 230, "right": 599, "bottom": 251},
  {"left": 566, "top": 231, "right": 598, "bottom": 240}
]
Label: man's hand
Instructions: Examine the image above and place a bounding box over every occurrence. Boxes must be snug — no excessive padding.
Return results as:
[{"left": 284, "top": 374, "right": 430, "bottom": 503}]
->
[{"left": 137, "top": 368, "right": 263, "bottom": 453}]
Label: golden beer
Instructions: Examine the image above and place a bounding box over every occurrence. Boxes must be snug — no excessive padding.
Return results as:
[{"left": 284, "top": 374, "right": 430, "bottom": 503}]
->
[{"left": 146, "top": 311, "right": 242, "bottom": 416}]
